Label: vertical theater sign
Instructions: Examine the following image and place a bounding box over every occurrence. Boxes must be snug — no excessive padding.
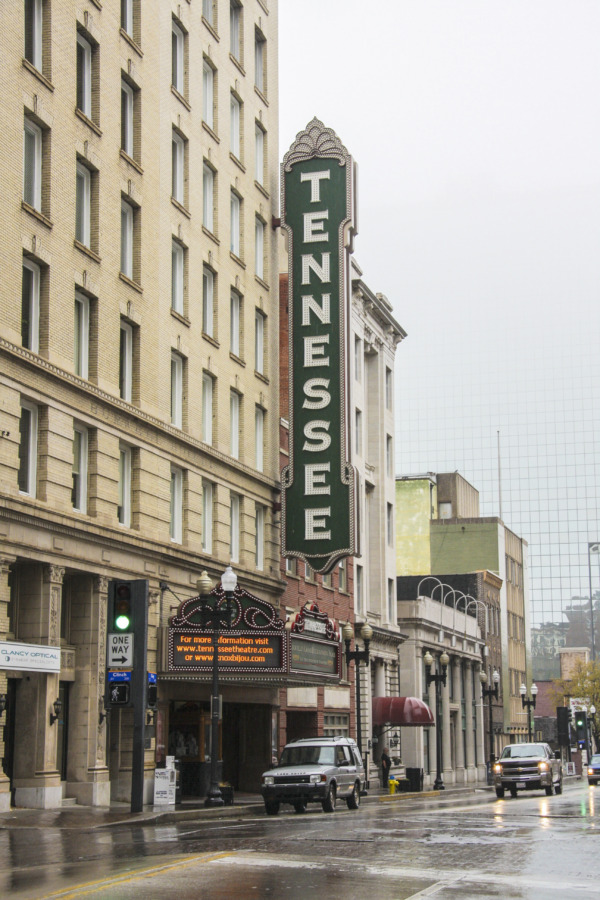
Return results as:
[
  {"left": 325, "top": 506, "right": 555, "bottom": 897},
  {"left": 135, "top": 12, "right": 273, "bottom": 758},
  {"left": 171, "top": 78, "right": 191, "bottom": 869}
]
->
[{"left": 281, "top": 119, "right": 358, "bottom": 573}]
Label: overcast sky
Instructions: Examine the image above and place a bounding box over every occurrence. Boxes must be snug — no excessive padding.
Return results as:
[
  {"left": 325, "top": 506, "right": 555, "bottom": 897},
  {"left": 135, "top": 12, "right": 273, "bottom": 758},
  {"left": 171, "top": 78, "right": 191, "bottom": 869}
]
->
[{"left": 279, "top": 1, "right": 600, "bottom": 345}]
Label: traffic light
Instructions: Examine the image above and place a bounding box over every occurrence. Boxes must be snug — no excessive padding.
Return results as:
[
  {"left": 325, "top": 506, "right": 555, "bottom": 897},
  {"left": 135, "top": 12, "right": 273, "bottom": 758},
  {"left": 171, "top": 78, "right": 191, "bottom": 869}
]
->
[
  {"left": 110, "top": 581, "right": 133, "bottom": 632},
  {"left": 575, "top": 710, "right": 587, "bottom": 747},
  {"left": 106, "top": 579, "right": 149, "bottom": 710}
]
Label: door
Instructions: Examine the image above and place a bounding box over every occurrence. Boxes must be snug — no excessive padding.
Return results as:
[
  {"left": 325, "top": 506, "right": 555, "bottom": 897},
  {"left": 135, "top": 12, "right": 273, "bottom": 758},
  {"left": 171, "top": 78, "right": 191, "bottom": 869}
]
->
[{"left": 2, "top": 679, "right": 18, "bottom": 804}]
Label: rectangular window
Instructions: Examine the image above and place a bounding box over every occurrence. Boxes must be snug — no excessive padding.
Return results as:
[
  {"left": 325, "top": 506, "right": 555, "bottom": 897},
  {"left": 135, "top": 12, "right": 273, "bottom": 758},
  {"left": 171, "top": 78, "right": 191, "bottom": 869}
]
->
[
  {"left": 230, "top": 93, "right": 240, "bottom": 158},
  {"left": 172, "top": 130, "right": 185, "bottom": 205},
  {"left": 23, "top": 118, "right": 42, "bottom": 211},
  {"left": 74, "top": 291, "right": 89, "bottom": 379},
  {"left": 21, "top": 259, "right": 40, "bottom": 352},
  {"left": 202, "top": 479, "right": 213, "bottom": 552},
  {"left": 230, "top": 390, "right": 240, "bottom": 458},
  {"left": 203, "top": 163, "right": 214, "bottom": 231},
  {"left": 255, "top": 405, "right": 264, "bottom": 472},
  {"left": 323, "top": 714, "right": 349, "bottom": 738},
  {"left": 385, "top": 366, "right": 393, "bottom": 410},
  {"left": 255, "top": 504, "right": 264, "bottom": 570},
  {"left": 354, "top": 336, "right": 362, "bottom": 382},
  {"left": 386, "top": 434, "right": 393, "bottom": 478},
  {"left": 120, "top": 199, "right": 133, "bottom": 279},
  {"left": 18, "top": 401, "right": 38, "bottom": 496},
  {"left": 255, "top": 30, "right": 265, "bottom": 93},
  {"left": 230, "top": 191, "right": 241, "bottom": 256},
  {"left": 322, "top": 572, "right": 332, "bottom": 589},
  {"left": 255, "top": 309, "right": 265, "bottom": 374},
  {"left": 338, "top": 559, "right": 347, "bottom": 592},
  {"left": 118, "top": 444, "right": 132, "bottom": 527},
  {"left": 170, "top": 466, "right": 183, "bottom": 543},
  {"left": 203, "top": 0, "right": 214, "bottom": 27},
  {"left": 286, "top": 557, "right": 297, "bottom": 577},
  {"left": 171, "top": 240, "right": 184, "bottom": 314},
  {"left": 172, "top": 21, "right": 185, "bottom": 94},
  {"left": 171, "top": 351, "right": 183, "bottom": 428},
  {"left": 202, "top": 60, "right": 214, "bottom": 129},
  {"left": 230, "top": 289, "right": 241, "bottom": 356},
  {"left": 202, "top": 266, "right": 214, "bottom": 336},
  {"left": 230, "top": 2, "right": 241, "bottom": 59},
  {"left": 355, "top": 408, "right": 362, "bottom": 456},
  {"left": 75, "top": 161, "right": 91, "bottom": 247},
  {"left": 119, "top": 319, "right": 133, "bottom": 401},
  {"left": 121, "top": 0, "right": 133, "bottom": 35},
  {"left": 72, "top": 425, "right": 88, "bottom": 513},
  {"left": 202, "top": 372, "right": 213, "bottom": 444},
  {"left": 121, "top": 79, "right": 134, "bottom": 156},
  {"left": 24, "top": 0, "right": 43, "bottom": 70},
  {"left": 356, "top": 564, "right": 363, "bottom": 615},
  {"left": 387, "top": 502, "right": 394, "bottom": 546},
  {"left": 255, "top": 217, "right": 265, "bottom": 280},
  {"left": 305, "top": 565, "right": 315, "bottom": 584},
  {"left": 76, "top": 32, "right": 92, "bottom": 118},
  {"left": 255, "top": 123, "right": 264, "bottom": 185},
  {"left": 230, "top": 493, "right": 240, "bottom": 563}
]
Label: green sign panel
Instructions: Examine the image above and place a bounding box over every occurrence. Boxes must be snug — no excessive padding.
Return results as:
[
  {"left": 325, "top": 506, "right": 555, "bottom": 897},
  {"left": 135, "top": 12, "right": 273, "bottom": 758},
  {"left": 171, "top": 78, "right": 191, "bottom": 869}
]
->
[{"left": 281, "top": 119, "right": 357, "bottom": 573}]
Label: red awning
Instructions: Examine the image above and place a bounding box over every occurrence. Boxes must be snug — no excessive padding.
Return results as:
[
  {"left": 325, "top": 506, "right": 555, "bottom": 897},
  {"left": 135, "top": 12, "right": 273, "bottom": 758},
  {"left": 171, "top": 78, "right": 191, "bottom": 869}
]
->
[{"left": 372, "top": 696, "right": 434, "bottom": 727}]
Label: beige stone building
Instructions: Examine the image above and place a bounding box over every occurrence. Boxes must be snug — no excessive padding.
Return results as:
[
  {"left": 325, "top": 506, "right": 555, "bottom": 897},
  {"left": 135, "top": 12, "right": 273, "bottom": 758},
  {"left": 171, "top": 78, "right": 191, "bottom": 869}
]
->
[{"left": 0, "top": 0, "right": 280, "bottom": 809}]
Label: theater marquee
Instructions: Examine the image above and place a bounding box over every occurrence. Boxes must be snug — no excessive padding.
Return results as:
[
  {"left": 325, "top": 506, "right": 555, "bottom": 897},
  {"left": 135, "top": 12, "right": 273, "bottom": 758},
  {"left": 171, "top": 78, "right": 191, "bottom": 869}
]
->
[{"left": 281, "top": 118, "right": 358, "bottom": 574}]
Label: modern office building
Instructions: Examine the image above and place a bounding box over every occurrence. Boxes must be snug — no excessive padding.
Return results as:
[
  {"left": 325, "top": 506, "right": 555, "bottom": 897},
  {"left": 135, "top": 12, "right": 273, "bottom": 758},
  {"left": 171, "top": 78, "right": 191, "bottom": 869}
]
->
[
  {"left": 395, "top": 320, "right": 600, "bottom": 680},
  {"left": 0, "top": 0, "right": 280, "bottom": 809}
]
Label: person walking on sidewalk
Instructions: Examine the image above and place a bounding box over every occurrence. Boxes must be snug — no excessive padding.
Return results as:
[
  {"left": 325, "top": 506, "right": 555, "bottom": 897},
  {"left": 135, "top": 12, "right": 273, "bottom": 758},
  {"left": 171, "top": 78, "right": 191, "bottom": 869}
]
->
[{"left": 381, "top": 748, "right": 391, "bottom": 788}]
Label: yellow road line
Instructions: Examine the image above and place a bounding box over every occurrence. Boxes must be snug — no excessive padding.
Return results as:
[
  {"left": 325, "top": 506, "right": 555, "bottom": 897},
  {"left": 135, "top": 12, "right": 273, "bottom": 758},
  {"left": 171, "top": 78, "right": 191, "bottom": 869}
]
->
[{"left": 36, "top": 851, "right": 233, "bottom": 899}]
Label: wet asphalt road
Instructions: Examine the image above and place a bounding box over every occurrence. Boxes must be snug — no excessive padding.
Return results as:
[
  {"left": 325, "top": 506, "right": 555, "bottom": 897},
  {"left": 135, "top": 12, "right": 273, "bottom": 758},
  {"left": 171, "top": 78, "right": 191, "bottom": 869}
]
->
[{"left": 1, "top": 782, "right": 599, "bottom": 899}]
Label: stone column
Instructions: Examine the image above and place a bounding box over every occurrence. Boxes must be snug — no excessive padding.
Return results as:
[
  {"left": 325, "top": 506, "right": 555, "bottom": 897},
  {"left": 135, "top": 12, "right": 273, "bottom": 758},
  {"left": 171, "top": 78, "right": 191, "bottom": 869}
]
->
[
  {"left": 427, "top": 677, "right": 437, "bottom": 788},
  {"left": 0, "top": 557, "right": 17, "bottom": 811},
  {"left": 67, "top": 575, "right": 110, "bottom": 806},
  {"left": 464, "top": 659, "right": 475, "bottom": 780},
  {"left": 454, "top": 657, "right": 465, "bottom": 784},
  {"left": 14, "top": 564, "right": 64, "bottom": 808},
  {"left": 442, "top": 658, "right": 452, "bottom": 783},
  {"left": 474, "top": 662, "right": 486, "bottom": 782}
]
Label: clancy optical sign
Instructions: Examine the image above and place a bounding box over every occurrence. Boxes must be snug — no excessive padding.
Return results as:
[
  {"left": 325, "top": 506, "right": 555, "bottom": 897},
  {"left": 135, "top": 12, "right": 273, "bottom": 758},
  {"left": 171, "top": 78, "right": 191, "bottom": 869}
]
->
[{"left": 281, "top": 118, "right": 358, "bottom": 573}]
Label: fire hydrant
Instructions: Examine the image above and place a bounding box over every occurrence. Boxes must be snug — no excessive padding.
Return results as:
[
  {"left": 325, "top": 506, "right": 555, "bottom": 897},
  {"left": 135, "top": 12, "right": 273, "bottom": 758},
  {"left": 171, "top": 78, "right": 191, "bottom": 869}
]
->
[{"left": 388, "top": 778, "right": 399, "bottom": 795}]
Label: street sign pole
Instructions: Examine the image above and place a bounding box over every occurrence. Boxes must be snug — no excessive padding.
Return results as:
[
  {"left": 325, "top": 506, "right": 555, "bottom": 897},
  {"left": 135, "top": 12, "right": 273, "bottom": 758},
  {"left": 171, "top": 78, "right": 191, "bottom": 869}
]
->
[{"left": 130, "top": 580, "right": 148, "bottom": 814}]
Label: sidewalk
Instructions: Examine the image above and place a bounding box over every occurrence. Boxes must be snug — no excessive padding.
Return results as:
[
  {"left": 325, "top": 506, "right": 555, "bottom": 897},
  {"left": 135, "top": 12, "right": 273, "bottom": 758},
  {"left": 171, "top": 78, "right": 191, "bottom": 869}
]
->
[{"left": 0, "top": 782, "right": 495, "bottom": 832}]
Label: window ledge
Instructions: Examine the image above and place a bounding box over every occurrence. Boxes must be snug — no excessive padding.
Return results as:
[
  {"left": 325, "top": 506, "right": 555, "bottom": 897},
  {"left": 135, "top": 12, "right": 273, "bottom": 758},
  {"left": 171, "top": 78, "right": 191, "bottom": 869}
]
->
[
  {"left": 202, "top": 121, "right": 220, "bottom": 143},
  {"left": 171, "top": 309, "right": 191, "bottom": 327},
  {"left": 75, "top": 108, "right": 102, "bottom": 136},
  {"left": 22, "top": 202, "right": 53, "bottom": 229},
  {"left": 229, "top": 54, "right": 245, "bottom": 77},
  {"left": 202, "top": 333, "right": 219, "bottom": 348},
  {"left": 22, "top": 59, "right": 54, "bottom": 91},
  {"left": 120, "top": 28, "right": 143, "bottom": 57},
  {"left": 254, "top": 86, "right": 268, "bottom": 106},
  {"left": 171, "top": 86, "right": 191, "bottom": 111},
  {"left": 230, "top": 152, "right": 246, "bottom": 173},
  {"left": 230, "top": 352, "right": 246, "bottom": 368},
  {"left": 255, "top": 275, "right": 270, "bottom": 292},
  {"left": 171, "top": 197, "right": 191, "bottom": 219},
  {"left": 230, "top": 252, "right": 245, "bottom": 269},
  {"left": 255, "top": 180, "right": 269, "bottom": 199},
  {"left": 119, "top": 272, "right": 143, "bottom": 293},
  {"left": 74, "top": 240, "right": 101, "bottom": 263},
  {"left": 202, "top": 226, "right": 220, "bottom": 246},
  {"left": 255, "top": 370, "right": 269, "bottom": 385},
  {"left": 202, "top": 17, "right": 220, "bottom": 41},
  {"left": 120, "top": 149, "right": 143, "bottom": 174}
]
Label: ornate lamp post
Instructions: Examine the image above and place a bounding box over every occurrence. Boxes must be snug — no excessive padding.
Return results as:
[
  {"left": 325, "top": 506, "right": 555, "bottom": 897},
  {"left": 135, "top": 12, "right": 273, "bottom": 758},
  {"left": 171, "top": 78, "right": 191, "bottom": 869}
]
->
[
  {"left": 343, "top": 622, "right": 372, "bottom": 757},
  {"left": 198, "top": 566, "right": 237, "bottom": 808},
  {"left": 520, "top": 682, "right": 538, "bottom": 742},
  {"left": 588, "top": 705, "right": 596, "bottom": 754},
  {"left": 480, "top": 669, "right": 500, "bottom": 784},
  {"left": 424, "top": 650, "right": 449, "bottom": 790}
]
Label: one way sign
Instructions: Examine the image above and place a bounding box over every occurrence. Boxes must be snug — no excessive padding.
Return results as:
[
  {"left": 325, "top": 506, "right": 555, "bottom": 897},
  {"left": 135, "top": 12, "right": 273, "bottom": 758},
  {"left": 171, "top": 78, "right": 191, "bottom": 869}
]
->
[{"left": 107, "top": 633, "right": 134, "bottom": 667}]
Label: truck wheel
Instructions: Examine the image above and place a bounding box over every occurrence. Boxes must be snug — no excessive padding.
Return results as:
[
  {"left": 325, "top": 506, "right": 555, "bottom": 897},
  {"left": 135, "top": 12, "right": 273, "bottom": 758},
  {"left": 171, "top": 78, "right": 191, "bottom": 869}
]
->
[
  {"left": 346, "top": 782, "right": 360, "bottom": 810},
  {"left": 322, "top": 783, "right": 336, "bottom": 813},
  {"left": 545, "top": 785, "right": 553, "bottom": 796},
  {"left": 265, "top": 800, "right": 280, "bottom": 816},
  {"left": 293, "top": 800, "right": 307, "bottom": 814},
  {"left": 495, "top": 787, "right": 505, "bottom": 799},
  {"left": 510, "top": 786, "right": 518, "bottom": 798},
  {"left": 554, "top": 779, "right": 562, "bottom": 795}
]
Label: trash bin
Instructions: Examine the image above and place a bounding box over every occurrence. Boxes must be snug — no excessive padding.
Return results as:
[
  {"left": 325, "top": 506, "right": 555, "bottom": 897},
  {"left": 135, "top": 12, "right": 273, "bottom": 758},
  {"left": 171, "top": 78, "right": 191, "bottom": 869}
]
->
[{"left": 406, "top": 767, "right": 423, "bottom": 792}]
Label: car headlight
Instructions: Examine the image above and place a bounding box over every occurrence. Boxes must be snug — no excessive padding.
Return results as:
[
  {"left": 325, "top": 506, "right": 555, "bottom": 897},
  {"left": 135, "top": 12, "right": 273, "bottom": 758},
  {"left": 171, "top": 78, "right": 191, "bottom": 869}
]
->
[
  {"left": 538, "top": 762, "right": 549, "bottom": 772},
  {"left": 493, "top": 764, "right": 502, "bottom": 774},
  {"left": 588, "top": 768, "right": 594, "bottom": 776},
  {"left": 310, "top": 773, "right": 325, "bottom": 783},
  {"left": 263, "top": 776, "right": 274, "bottom": 785}
]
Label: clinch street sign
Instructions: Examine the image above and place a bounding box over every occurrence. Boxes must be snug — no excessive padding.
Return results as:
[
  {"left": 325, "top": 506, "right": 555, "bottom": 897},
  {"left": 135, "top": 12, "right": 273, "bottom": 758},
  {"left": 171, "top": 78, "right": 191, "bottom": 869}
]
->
[{"left": 281, "top": 119, "right": 358, "bottom": 573}]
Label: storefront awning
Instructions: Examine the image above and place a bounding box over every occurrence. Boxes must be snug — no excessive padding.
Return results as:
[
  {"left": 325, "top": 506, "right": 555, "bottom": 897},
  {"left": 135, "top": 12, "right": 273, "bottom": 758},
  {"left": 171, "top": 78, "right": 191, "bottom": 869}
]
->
[{"left": 372, "top": 696, "right": 434, "bottom": 727}]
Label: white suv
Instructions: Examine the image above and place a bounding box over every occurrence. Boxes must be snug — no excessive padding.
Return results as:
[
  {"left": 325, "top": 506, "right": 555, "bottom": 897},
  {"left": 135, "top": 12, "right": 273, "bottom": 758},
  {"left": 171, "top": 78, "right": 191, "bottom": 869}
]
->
[{"left": 261, "top": 737, "right": 365, "bottom": 815}]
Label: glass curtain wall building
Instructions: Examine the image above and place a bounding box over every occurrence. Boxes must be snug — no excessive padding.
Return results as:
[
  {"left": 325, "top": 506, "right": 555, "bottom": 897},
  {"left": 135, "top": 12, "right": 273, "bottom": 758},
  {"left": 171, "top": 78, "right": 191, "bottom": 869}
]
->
[{"left": 395, "top": 316, "right": 600, "bottom": 679}]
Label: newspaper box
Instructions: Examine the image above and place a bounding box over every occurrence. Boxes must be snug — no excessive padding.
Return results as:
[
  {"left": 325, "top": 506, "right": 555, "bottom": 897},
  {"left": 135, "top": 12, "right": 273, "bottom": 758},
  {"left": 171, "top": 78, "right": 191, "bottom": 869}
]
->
[{"left": 154, "top": 766, "right": 176, "bottom": 805}]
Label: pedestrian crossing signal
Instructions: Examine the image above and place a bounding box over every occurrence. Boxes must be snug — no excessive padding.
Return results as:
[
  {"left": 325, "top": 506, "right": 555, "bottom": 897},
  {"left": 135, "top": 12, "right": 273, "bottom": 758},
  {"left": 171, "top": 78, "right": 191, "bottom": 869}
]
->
[{"left": 110, "top": 683, "right": 130, "bottom": 705}]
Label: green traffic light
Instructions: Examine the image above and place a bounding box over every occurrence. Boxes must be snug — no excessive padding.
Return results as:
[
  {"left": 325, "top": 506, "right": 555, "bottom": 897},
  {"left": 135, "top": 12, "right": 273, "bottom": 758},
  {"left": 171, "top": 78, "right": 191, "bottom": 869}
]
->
[{"left": 115, "top": 613, "right": 130, "bottom": 630}]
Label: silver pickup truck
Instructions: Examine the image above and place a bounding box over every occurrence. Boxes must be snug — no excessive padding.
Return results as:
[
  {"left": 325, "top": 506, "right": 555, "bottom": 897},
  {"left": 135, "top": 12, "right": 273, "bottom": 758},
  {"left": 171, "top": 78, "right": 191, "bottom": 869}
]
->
[{"left": 493, "top": 742, "right": 563, "bottom": 798}]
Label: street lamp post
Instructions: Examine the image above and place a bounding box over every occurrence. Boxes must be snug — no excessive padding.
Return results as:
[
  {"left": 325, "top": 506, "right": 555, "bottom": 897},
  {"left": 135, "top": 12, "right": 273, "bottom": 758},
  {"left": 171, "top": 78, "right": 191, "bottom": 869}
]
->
[
  {"left": 480, "top": 669, "right": 500, "bottom": 784},
  {"left": 587, "top": 543, "right": 599, "bottom": 661},
  {"left": 198, "top": 566, "right": 237, "bottom": 808},
  {"left": 424, "top": 650, "right": 449, "bottom": 790},
  {"left": 520, "top": 683, "right": 538, "bottom": 742},
  {"left": 588, "top": 705, "right": 596, "bottom": 755},
  {"left": 343, "top": 622, "right": 372, "bottom": 758}
]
